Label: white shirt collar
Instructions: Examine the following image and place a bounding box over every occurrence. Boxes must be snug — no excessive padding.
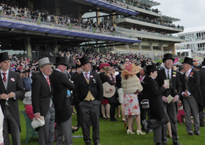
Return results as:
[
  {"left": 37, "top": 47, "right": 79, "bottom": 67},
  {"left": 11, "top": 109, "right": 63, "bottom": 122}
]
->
[
  {"left": 202, "top": 66, "right": 205, "bottom": 68},
  {"left": 55, "top": 69, "right": 61, "bottom": 72},
  {"left": 42, "top": 72, "right": 49, "bottom": 79},
  {"left": 83, "top": 71, "right": 90, "bottom": 77},
  {"left": 186, "top": 68, "right": 192, "bottom": 76},
  {"left": 164, "top": 68, "right": 172, "bottom": 77}
]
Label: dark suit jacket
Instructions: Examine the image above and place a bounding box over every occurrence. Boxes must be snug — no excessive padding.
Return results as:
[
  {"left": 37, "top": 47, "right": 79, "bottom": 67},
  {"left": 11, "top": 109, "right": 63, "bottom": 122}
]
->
[
  {"left": 156, "top": 69, "right": 182, "bottom": 98},
  {"left": 199, "top": 68, "right": 205, "bottom": 107},
  {"left": 155, "top": 69, "right": 182, "bottom": 113},
  {"left": 50, "top": 70, "right": 75, "bottom": 123},
  {"left": 180, "top": 69, "right": 203, "bottom": 112},
  {"left": 32, "top": 72, "right": 52, "bottom": 118},
  {"left": 146, "top": 76, "right": 166, "bottom": 121},
  {"left": 74, "top": 71, "right": 103, "bottom": 105},
  {"left": 0, "top": 70, "right": 24, "bottom": 131}
]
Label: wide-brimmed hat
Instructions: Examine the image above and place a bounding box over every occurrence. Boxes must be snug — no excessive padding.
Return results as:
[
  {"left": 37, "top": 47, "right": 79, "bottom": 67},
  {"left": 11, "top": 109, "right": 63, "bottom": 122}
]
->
[
  {"left": 38, "top": 57, "right": 52, "bottom": 68},
  {"left": 146, "top": 64, "right": 157, "bottom": 74},
  {"left": 103, "top": 82, "right": 116, "bottom": 98},
  {"left": 99, "top": 63, "right": 110, "bottom": 69},
  {"left": 0, "top": 52, "right": 10, "bottom": 63},
  {"left": 163, "top": 53, "right": 174, "bottom": 62},
  {"left": 182, "top": 57, "right": 193, "bottom": 66},
  {"left": 55, "top": 57, "right": 68, "bottom": 66},
  {"left": 23, "top": 91, "right": 32, "bottom": 105},
  {"left": 202, "top": 58, "right": 205, "bottom": 65},
  {"left": 121, "top": 63, "right": 141, "bottom": 77},
  {"left": 79, "top": 56, "right": 91, "bottom": 66}
]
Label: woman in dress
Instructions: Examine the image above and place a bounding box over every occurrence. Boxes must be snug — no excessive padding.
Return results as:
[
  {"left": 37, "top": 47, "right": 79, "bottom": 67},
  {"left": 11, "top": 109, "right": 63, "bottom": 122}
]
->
[{"left": 121, "top": 63, "right": 145, "bottom": 135}]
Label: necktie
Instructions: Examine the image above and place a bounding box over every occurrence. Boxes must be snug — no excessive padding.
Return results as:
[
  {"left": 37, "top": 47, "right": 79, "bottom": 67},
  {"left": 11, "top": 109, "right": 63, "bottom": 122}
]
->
[
  {"left": 140, "top": 75, "right": 143, "bottom": 82},
  {"left": 2, "top": 73, "right": 6, "bottom": 83},
  {"left": 85, "top": 73, "right": 89, "bottom": 80},
  {"left": 46, "top": 76, "right": 50, "bottom": 86},
  {"left": 167, "top": 71, "right": 170, "bottom": 80}
]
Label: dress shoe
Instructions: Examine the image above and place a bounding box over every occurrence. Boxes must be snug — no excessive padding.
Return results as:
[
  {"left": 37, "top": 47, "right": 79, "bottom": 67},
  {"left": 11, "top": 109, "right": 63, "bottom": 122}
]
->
[
  {"left": 110, "top": 118, "right": 118, "bottom": 121},
  {"left": 122, "top": 118, "right": 126, "bottom": 122},
  {"left": 94, "top": 143, "right": 100, "bottom": 145},
  {"left": 136, "top": 130, "right": 145, "bottom": 135},
  {"left": 194, "top": 132, "right": 200, "bottom": 135},
  {"left": 127, "top": 129, "right": 135, "bottom": 134},
  {"left": 173, "top": 142, "right": 181, "bottom": 145},
  {"left": 188, "top": 132, "right": 193, "bottom": 135},
  {"left": 155, "top": 143, "right": 161, "bottom": 145}
]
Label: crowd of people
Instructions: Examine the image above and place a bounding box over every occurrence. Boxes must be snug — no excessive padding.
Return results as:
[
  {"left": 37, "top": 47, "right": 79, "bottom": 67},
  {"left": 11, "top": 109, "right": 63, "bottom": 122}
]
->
[
  {"left": 1, "top": 50, "right": 205, "bottom": 145},
  {"left": 0, "top": 1, "right": 115, "bottom": 33}
]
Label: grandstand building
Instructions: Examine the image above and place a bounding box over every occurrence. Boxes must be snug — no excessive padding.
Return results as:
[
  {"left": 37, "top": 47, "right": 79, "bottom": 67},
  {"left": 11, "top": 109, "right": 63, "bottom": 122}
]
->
[
  {"left": 177, "top": 26, "right": 205, "bottom": 54},
  {"left": 0, "top": 0, "right": 184, "bottom": 60}
]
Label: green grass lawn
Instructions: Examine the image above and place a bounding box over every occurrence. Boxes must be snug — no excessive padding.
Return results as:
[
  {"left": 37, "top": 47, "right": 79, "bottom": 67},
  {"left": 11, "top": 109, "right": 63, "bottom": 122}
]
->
[{"left": 18, "top": 100, "right": 204, "bottom": 145}]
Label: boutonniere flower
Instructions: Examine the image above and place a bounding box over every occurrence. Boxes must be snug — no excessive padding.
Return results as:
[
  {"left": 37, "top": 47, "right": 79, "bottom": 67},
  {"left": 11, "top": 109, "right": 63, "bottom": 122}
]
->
[
  {"left": 190, "top": 72, "right": 194, "bottom": 77},
  {"left": 90, "top": 75, "right": 93, "bottom": 78},
  {"left": 173, "top": 72, "right": 176, "bottom": 74},
  {"left": 11, "top": 78, "right": 15, "bottom": 82},
  {"left": 173, "top": 74, "right": 176, "bottom": 77},
  {"left": 92, "top": 78, "right": 96, "bottom": 83}
]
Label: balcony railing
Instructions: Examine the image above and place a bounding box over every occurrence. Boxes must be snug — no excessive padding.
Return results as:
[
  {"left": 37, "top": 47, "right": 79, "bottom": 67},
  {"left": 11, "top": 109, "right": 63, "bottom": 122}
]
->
[
  {"left": 114, "top": 0, "right": 162, "bottom": 14},
  {"left": 115, "top": 27, "right": 183, "bottom": 40},
  {"left": 121, "top": 16, "right": 184, "bottom": 30},
  {"left": 0, "top": 14, "right": 140, "bottom": 40}
]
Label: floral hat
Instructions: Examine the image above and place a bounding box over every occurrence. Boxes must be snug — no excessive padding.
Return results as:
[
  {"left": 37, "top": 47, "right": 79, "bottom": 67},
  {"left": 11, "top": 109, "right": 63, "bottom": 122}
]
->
[{"left": 121, "top": 63, "right": 141, "bottom": 77}]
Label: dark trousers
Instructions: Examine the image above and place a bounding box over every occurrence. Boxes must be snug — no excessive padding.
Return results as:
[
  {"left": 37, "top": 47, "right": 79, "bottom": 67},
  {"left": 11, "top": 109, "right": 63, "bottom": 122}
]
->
[
  {"left": 38, "top": 106, "right": 55, "bottom": 145},
  {"left": 74, "top": 104, "right": 81, "bottom": 127},
  {"left": 199, "top": 111, "right": 204, "bottom": 126},
  {"left": 150, "top": 111, "right": 169, "bottom": 143},
  {"left": 3, "top": 106, "right": 21, "bottom": 145},
  {"left": 110, "top": 103, "right": 117, "bottom": 120},
  {"left": 79, "top": 100, "right": 100, "bottom": 145},
  {"left": 163, "top": 102, "right": 178, "bottom": 143},
  {"left": 140, "top": 107, "right": 151, "bottom": 130}
]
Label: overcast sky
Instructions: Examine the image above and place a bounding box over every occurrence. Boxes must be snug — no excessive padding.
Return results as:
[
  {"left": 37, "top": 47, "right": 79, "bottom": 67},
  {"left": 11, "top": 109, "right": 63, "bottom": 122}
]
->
[{"left": 154, "top": 0, "right": 205, "bottom": 29}]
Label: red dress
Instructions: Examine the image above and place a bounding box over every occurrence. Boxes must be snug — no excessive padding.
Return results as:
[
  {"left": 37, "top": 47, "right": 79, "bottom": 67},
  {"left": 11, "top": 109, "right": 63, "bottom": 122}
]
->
[{"left": 25, "top": 105, "right": 35, "bottom": 119}]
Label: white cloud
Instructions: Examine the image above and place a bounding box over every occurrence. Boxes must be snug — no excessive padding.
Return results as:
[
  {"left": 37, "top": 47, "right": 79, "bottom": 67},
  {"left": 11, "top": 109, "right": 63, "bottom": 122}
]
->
[{"left": 154, "top": 0, "right": 205, "bottom": 28}]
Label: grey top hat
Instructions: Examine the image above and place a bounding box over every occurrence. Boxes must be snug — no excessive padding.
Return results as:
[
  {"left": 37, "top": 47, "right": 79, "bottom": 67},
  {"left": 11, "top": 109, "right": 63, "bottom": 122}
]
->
[
  {"left": 38, "top": 57, "right": 52, "bottom": 68},
  {"left": 23, "top": 91, "right": 32, "bottom": 105}
]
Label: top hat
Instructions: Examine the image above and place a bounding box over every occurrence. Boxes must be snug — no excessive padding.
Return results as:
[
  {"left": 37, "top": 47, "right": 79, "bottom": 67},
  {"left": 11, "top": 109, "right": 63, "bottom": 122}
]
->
[
  {"left": 55, "top": 57, "right": 68, "bottom": 66},
  {"left": 146, "top": 64, "right": 157, "bottom": 74},
  {"left": 163, "top": 53, "right": 174, "bottom": 62},
  {"left": 0, "top": 52, "right": 10, "bottom": 63},
  {"left": 79, "top": 56, "right": 91, "bottom": 66},
  {"left": 202, "top": 58, "right": 205, "bottom": 65},
  {"left": 23, "top": 91, "right": 32, "bottom": 105},
  {"left": 182, "top": 57, "right": 193, "bottom": 66},
  {"left": 141, "top": 60, "right": 146, "bottom": 68},
  {"left": 38, "top": 57, "right": 52, "bottom": 68}
]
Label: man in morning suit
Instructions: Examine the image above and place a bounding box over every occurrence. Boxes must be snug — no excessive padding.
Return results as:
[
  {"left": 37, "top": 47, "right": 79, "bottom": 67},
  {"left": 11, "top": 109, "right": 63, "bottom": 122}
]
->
[
  {"left": 50, "top": 57, "right": 75, "bottom": 145},
  {"left": 74, "top": 56, "right": 103, "bottom": 145},
  {"left": 199, "top": 58, "right": 205, "bottom": 127},
  {"left": 32, "top": 57, "right": 55, "bottom": 145},
  {"left": 180, "top": 57, "right": 203, "bottom": 135},
  {"left": 155, "top": 53, "right": 182, "bottom": 145},
  {"left": 0, "top": 52, "right": 24, "bottom": 145}
]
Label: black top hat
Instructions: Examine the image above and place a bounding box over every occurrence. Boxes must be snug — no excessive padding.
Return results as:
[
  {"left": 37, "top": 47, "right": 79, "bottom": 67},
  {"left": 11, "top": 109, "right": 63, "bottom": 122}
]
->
[
  {"left": 183, "top": 57, "right": 193, "bottom": 66},
  {"left": 163, "top": 53, "right": 174, "bottom": 62},
  {"left": 0, "top": 52, "right": 10, "bottom": 63},
  {"left": 202, "top": 58, "right": 205, "bottom": 65},
  {"left": 79, "top": 56, "right": 90, "bottom": 66},
  {"left": 141, "top": 60, "right": 146, "bottom": 68},
  {"left": 76, "top": 64, "right": 81, "bottom": 68},
  {"left": 146, "top": 64, "right": 157, "bottom": 74},
  {"left": 55, "top": 57, "right": 68, "bottom": 66}
]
